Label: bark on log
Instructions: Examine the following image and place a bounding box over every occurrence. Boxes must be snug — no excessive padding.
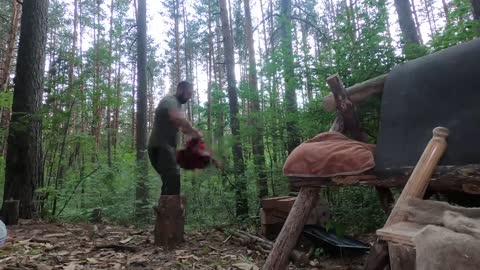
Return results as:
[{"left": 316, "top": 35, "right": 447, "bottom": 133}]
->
[
  {"left": 327, "top": 74, "right": 368, "bottom": 142},
  {"left": 323, "top": 74, "right": 387, "bottom": 112},
  {"left": 153, "top": 195, "right": 185, "bottom": 250},
  {"left": 290, "top": 164, "right": 480, "bottom": 195},
  {"left": 263, "top": 187, "right": 319, "bottom": 270},
  {"left": 3, "top": 199, "right": 19, "bottom": 225}
]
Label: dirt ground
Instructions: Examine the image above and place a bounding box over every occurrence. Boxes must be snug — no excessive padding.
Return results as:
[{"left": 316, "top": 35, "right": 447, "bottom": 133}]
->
[{"left": 0, "top": 220, "right": 368, "bottom": 269}]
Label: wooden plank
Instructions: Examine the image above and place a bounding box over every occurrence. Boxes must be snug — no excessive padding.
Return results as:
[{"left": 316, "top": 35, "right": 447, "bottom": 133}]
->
[
  {"left": 261, "top": 196, "right": 294, "bottom": 209},
  {"left": 388, "top": 243, "right": 416, "bottom": 270},
  {"left": 376, "top": 221, "right": 425, "bottom": 247},
  {"left": 323, "top": 74, "right": 387, "bottom": 112}
]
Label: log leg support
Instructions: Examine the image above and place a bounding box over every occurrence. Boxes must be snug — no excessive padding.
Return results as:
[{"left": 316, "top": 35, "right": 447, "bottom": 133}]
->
[
  {"left": 262, "top": 187, "right": 319, "bottom": 270},
  {"left": 153, "top": 195, "right": 186, "bottom": 250},
  {"left": 388, "top": 243, "right": 415, "bottom": 270}
]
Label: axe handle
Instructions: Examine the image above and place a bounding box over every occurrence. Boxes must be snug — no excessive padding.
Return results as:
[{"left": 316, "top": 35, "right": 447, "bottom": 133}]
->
[{"left": 384, "top": 127, "right": 449, "bottom": 227}]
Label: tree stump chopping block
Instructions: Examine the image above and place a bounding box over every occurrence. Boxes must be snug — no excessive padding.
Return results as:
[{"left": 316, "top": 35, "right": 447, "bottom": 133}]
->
[
  {"left": 3, "top": 199, "right": 19, "bottom": 226},
  {"left": 153, "top": 195, "right": 186, "bottom": 250}
]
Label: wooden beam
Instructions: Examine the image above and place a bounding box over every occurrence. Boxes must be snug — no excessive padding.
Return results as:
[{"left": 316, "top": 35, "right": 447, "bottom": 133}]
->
[
  {"left": 326, "top": 74, "right": 367, "bottom": 142},
  {"left": 323, "top": 74, "right": 387, "bottom": 112},
  {"left": 290, "top": 164, "right": 480, "bottom": 195},
  {"left": 262, "top": 187, "right": 319, "bottom": 270}
]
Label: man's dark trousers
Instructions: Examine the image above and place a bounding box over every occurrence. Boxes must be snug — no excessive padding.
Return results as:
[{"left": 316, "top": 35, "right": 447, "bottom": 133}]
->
[{"left": 148, "top": 146, "right": 180, "bottom": 195}]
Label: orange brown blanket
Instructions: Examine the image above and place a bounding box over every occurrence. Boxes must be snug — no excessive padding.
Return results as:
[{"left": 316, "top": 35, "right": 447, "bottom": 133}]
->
[{"left": 283, "top": 132, "right": 376, "bottom": 178}]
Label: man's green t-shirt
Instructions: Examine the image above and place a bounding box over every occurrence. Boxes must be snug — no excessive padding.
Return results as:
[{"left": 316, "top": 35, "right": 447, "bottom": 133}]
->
[{"left": 148, "top": 95, "right": 181, "bottom": 148}]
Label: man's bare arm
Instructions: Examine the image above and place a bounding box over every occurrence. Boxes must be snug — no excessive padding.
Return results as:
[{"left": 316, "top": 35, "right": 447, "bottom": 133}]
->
[{"left": 169, "top": 108, "right": 201, "bottom": 138}]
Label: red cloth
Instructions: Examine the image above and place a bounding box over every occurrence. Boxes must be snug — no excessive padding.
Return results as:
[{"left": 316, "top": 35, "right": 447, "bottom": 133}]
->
[{"left": 176, "top": 138, "right": 213, "bottom": 170}]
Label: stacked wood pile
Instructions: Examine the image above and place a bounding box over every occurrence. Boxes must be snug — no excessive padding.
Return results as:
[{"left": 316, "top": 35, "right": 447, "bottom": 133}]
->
[{"left": 260, "top": 196, "right": 329, "bottom": 240}]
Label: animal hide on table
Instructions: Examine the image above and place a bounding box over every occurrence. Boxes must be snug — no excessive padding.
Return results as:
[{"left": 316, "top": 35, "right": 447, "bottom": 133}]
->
[{"left": 399, "top": 198, "right": 480, "bottom": 270}]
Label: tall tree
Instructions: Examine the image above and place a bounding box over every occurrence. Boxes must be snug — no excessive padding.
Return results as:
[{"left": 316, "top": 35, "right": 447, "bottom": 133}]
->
[
  {"left": 219, "top": 0, "right": 248, "bottom": 217},
  {"left": 243, "top": 0, "right": 268, "bottom": 199},
  {"left": 410, "top": 0, "right": 424, "bottom": 44},
  {"left": 135, "top": 0, "right": 149, "bottom": 218},
  {"left": 472, "top": 0, "right": 480, "bottom": 20},
  {"left": 279, "top": 0, "right": 300, "bottom": 154},
  {"left": 2, "top": 0, "right": 49, "bottom": 219},
  {"left": 0, "top": 0, "right": 22, "bottom": 156},
  {"left": 393, "top": 0, "right": 422, "bottom": 56}
]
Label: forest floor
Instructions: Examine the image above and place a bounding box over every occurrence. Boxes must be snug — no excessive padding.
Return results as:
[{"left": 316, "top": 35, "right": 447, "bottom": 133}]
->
[{"left": 0, "top": 220, "right": 369, "bottom": 270}]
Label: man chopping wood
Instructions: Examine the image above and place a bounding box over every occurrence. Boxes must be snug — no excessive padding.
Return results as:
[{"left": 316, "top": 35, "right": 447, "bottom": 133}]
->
[{"left": 147, "top": 81, "right": 202, "bottom": 195}]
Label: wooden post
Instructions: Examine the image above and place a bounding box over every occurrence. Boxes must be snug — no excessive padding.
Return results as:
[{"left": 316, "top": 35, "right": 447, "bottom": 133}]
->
[
  {"left": 327, "top": 74, "right": 394, "bottom": 216},
  {"left": 384, "top": 127, "right": 449, "bottom": 226},
  {"left": 154, "top": 195, "right": 186, "bottom": 250},
  {"left": 262, "top": 187, "right": 319, "bottom": 270},
  {"left": 364, "top": 127, "right": 449, "bottom": 270},
  {"left": 323, "top": 74, "right": 387, "bottom": 112},
  {"left": 3, "top": 199, "right": 19, "bottom": 225}
]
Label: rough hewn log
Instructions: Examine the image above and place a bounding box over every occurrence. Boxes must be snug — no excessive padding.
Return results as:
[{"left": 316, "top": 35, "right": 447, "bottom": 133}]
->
[
  {"left": 323, "top": 74, "right": 387, "bottom": 112},
  {"left": 327, "top": 74, "right": 368, "bottom": 142},
  {"left": 290, "top": 164, "right": 480, "bottom": 195},
  {"left": 263, "top": 187, "right": 319, "bottom": 270},
  {"left": 329, "top": 115, "right": 344, "bottom": 132},
  {"left": 153, "top": 195, "right": 185, "bottom": 250}
]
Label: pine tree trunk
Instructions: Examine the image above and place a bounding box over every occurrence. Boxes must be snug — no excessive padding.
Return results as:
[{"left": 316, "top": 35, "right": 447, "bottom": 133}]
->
[
  {"left": 393, "top": 0, "right": 421, "bottom": 48},
  {"left": 106, "top": 0, "right": 115, "bottom": 168},
  {"left": 135, "top": 0, "right": 149, "bottom": 219},
  {"left": 442, "top": 0, "right": 450, "bottom": 24},
  {"left": 410, "top": 0, "right": 424, "bottom": 44},
  {"left": 244, "top": 0, "right": 268, "bottom": 199},
  {"left": 0, "top": 0, "right": 21, "bottom": 89},
  {"left": 423, "top": 0, "right": 435, "bottom": 37},
  {"left": 207, "top": 0, "right": 213, "bottom": 140},
  {"left": 131, "top": 64, "right": 136, "bottom": 150},
  {"left": 279, "top": 0, "right": 300, "bottom": 154},
  {"left": 93, "top": 0, "right": 102, "bottom": 151},
  {"left": 0, "top": 0, "right": 22, "bottom": 157},
  {"left": 2, "top": 0, "right": 48, "bottom": 219},
  {"left": 300, "top": 22, "right": 313, "bottom": 102},
  {"left": 174, "top": 0, "right": 181, "bottom": 84},
  {"left": 219, "top": 0, "right": 248, "bottom": 217},
  {"left": 472, "top": 0, "right": 480, "bottom": 20}
]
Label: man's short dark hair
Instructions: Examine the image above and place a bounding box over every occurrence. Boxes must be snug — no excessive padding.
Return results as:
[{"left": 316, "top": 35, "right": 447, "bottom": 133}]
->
[{"left": 177, "top": 81, "right": 192, "bottom": 90}]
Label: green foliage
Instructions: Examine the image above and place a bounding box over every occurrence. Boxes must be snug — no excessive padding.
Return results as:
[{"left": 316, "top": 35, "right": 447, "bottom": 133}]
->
[
  {"left": 326, "top": 187, "right": 387, "bottom": 234},
  {"left": 0, "top": 0, "right": 475, "bottom": 238}
]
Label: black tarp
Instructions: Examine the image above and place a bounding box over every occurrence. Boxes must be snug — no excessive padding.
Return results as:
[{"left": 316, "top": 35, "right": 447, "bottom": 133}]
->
[{"left": 375, "top": 38, "right": 480, "bottom": 174}]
